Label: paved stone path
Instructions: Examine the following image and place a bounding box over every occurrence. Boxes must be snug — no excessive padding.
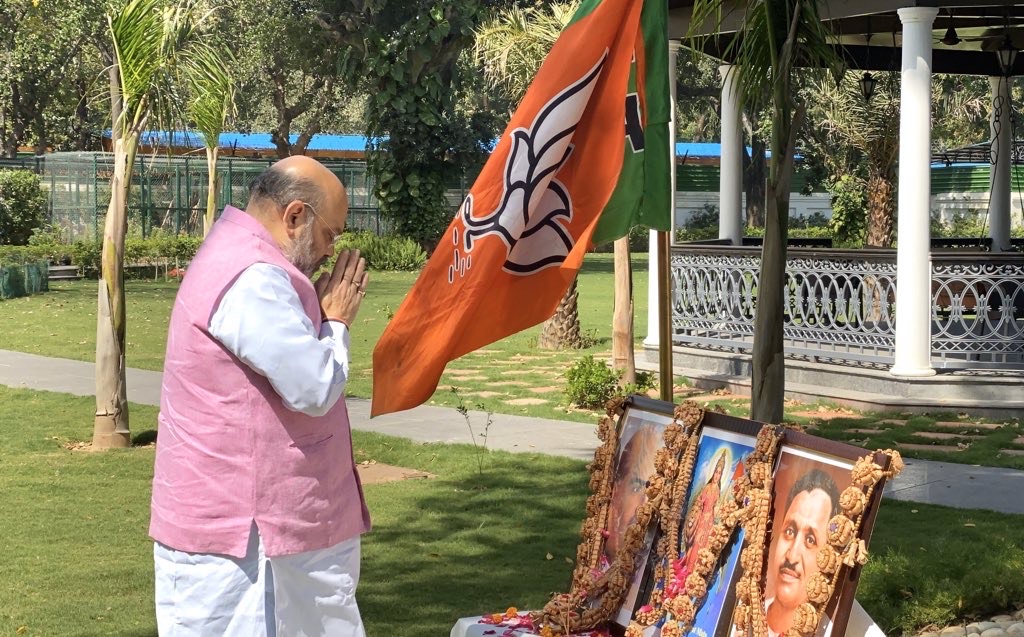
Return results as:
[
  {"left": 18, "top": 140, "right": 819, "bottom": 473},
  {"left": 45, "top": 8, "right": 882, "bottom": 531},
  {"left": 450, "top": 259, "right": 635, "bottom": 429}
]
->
[{"left": 3, "top": 348, "right": 1024, "bottom": 516}]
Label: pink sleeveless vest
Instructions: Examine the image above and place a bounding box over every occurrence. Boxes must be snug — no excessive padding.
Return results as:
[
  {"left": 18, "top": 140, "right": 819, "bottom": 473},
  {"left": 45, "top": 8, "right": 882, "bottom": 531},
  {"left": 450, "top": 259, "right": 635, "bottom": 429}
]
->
[{"left": 150, "top": 206, "right": 370, "bottom": 558}]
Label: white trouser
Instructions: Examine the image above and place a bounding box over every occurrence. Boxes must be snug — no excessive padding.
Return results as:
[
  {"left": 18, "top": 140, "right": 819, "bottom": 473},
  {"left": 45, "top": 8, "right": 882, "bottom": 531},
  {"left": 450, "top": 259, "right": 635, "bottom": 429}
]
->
[{"left": 154, "top": 525, "right": 366, "bottom": 637}]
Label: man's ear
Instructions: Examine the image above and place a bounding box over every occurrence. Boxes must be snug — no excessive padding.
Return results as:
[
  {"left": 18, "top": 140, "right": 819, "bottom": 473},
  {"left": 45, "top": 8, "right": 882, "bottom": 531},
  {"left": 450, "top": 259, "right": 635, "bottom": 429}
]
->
[{"left": 283, "top": 200, "right": 305, "bottom": 232}]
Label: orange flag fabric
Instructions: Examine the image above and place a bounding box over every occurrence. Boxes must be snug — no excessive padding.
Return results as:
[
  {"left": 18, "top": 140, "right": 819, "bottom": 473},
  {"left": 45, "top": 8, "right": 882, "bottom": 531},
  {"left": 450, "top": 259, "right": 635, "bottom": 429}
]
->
[{"left": 372, "top": 0, "right": 653, "bottom": 417}]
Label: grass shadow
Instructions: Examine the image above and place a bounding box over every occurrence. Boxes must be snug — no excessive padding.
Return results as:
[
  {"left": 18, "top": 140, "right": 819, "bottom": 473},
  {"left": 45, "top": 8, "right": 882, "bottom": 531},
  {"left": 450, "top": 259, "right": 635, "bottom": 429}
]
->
[{"left": 132, "top": 429, "right": 158, "bottom": 446}]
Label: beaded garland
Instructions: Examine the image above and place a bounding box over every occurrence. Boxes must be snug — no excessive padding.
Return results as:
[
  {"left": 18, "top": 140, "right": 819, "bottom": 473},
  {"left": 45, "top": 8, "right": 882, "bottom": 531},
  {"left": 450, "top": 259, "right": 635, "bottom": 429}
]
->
[
  {"left": 625, "top": 424, "right": 781, "bottom": 636},
  {"left": 775, "top": 449, "right": 904, "bottom": 637},
  {"left": 532, "top": 399, "right": 706, "bottom": 636},
  {"left": 484, "top": 404, "right": 905, "bottom": 637}
]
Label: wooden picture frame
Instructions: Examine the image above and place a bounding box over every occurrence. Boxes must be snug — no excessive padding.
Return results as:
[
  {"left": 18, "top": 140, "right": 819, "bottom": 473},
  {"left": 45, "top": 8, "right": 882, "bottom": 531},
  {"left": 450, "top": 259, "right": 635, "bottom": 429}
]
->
[
  {"left": 758, "top": 430, "right": 892, "bottom": 637},
  {"left": 630, "top": 411, "right": 763, "bottom": 637},
  {"left": 605, "top": 396, "right": 679, "bottom": 633}
]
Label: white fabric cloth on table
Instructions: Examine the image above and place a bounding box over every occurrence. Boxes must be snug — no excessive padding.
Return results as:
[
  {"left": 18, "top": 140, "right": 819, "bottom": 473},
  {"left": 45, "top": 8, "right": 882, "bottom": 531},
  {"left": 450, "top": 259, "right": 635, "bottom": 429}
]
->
[{"left": 450, "top": 600, "right": 887, "bottom": 637}]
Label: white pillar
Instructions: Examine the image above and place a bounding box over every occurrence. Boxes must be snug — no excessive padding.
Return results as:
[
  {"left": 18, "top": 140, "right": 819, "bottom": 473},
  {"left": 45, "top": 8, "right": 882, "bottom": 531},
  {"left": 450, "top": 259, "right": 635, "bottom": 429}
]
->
[
  {"left": 646, "top": 41, "right": 680, "bottom": 348},
  {"left": 989, "top": 75, "right": 1012, "bottom": 252},
  {"left": 718, "top": 64, "right": 743, "bottom": 245},
  {"left": 891, "top": 7, "right": 939, "bottom": 378}
]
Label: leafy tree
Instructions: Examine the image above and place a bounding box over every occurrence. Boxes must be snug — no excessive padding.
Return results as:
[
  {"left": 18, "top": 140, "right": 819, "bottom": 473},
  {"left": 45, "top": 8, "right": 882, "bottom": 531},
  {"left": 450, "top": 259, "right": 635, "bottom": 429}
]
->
[
  {"left": 803, "top": 70, "right": 900, "bottom": 247},
  {"left": 691, "top": 0, "right": 839, "bottom": 424},
  {"left": 0, "top": 169, "right": 47, "bottom": 244},
  {"left": 316, "top": 0, "right": 505, "bottom": 247},
  {"left": 0, "top": 0, "right": 102, "bottom": 156},
  {"left": 93, "top": 0, "right": 229, "bottom": 449},
  {"left": 221, "top": 0, "right": 343, "bottom": 158}
]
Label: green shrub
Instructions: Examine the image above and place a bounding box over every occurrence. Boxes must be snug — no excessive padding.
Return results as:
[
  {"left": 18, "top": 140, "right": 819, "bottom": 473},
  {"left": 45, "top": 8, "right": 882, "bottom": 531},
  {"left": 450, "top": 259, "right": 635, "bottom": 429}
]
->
[
  {"left": 0, "top": 170, "right": 48, "bottom": 245},
  {"left": 70, "top": 241, "right": 101, "bottom": 277},
  {"left": 675, "top": 204, "right": 720, "bottom": 243},
  {"left": 622, "top": 370, "right": 656, "bottom": 397},
  {"left": 337, "top": 232, "right": 427, "bottom": 271},
  {"left": 0, "top": 234, "right": 198, "bottom": 279},
  {"left": 565, "top": 355, "right": 621, "bottom": 408}
]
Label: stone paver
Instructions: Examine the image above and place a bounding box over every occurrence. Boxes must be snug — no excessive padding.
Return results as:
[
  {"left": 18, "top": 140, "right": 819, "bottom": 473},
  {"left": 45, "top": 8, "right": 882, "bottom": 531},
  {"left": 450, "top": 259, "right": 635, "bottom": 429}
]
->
[
  {"left": 897, "top": 443, "right": 965, "bottom": 453},
  {"left": 506, "top": 398, "right": 548, "bottom": 406},
  {"left": 467, "top": 391, "right": 503, "bottom": 398},
  {"left": 914, "top": 431, "right": 982, "bottom": 441},
  {"left": 446, "top": 375, "right": 488, "bottom": 381},
  {"left": 490, "top": 381, "right": 529, "bottom": 387},
  {"left": 1013, "top": 436, "right": 1024, "bottom": 445},
  {"left": 528, "top": 386, "right": 561, "bottom": 394},
  {"left": 999, "top": 449, "right": 1024, "bottom": 457},
  {"left": 879, "top": 419, "right": 908, "bottom": 426},
  {"left": 934, "top": 421, "right": 1005, "bottom": 431},
  {"left": 499, "top": 370, "right": 534, "bottom": 376},
  {"left": 847, "top": 428, "right": 883, "bottom": 435}
]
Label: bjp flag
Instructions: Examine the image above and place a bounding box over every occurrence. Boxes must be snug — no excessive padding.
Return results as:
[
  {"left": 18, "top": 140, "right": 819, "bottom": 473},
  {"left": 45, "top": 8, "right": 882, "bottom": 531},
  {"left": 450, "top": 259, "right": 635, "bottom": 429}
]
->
[{"left": 371, "top": 0, "right": 671, "bottom": 417}]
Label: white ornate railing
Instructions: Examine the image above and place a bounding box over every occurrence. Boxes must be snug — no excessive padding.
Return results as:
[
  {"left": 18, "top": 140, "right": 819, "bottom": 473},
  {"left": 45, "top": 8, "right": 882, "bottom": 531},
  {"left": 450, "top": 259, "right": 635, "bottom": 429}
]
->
[
  {"left": 670, "top": 244, "right": 1024, "bottom": 371},
  {"left": 931, "top": 253, "right": 1024, "bottom": 368}
]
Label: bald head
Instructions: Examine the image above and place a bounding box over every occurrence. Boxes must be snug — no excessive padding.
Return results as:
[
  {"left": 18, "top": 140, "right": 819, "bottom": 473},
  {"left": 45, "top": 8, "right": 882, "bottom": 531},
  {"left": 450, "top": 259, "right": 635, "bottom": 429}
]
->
[
  {"left": 247, "top": 156, "right": 349, "bottom": 276},
  {"left": 249, "top": 156, "right": 346, "bottom": 220}
]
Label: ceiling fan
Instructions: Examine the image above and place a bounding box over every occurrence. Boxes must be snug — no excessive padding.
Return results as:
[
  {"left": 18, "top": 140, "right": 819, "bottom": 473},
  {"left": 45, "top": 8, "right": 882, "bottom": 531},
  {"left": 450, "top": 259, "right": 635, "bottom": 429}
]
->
[{"left": 934, "top": 7, "right": 1022, "bottom": 49}]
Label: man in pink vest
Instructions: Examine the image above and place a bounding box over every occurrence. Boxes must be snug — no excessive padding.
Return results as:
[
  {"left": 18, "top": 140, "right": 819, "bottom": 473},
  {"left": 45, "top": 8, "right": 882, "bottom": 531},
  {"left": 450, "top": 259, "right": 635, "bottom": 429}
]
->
[{"left": 150, "top": 155, "right": 371, "bottom": 636}]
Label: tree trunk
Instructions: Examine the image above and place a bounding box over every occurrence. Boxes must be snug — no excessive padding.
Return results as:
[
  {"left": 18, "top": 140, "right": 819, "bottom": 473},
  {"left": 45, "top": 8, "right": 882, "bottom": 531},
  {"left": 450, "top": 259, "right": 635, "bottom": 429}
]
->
[
  {"left": 538, "top": 277, "right": 583, "bottom": 350},
  {"left": 75, "top": 75, "right": 91, "bottom": 151},
  {"left": 611, "top": 237, "right": 635, "bottom": 384},
  {"left": 93, "top": 136, "right": 135, "bottom": 449},
  {"left": 204, "top": 146, "right": 218, "bottom": 236},
  {"left": 104, "top": 51, "right": 122, "bottom": 147},
  {"left": 751, "top": 103, "right": 804, "bottom": 425},
  {"left": 745, "top": 134, "right": 767, "bottom": 229},
  {"left": 864, "top": 167, "right": 896, "bottom": 248}
]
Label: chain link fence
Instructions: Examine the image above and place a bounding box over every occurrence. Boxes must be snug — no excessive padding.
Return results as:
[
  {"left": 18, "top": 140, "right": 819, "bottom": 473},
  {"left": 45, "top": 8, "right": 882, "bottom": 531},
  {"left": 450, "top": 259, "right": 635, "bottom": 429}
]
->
[{"left": 40, "top": 152, "right": 441, "bottom": 241}]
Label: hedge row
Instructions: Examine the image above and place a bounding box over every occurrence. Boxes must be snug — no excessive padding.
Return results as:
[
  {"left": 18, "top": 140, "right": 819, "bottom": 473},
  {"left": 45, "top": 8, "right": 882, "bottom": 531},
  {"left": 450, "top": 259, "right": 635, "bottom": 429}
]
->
[
  {"left": 0, "top": 231, "right": 427, "bottom": 278},
  {"left": 0, "top": 235, "right": 201, "bottom": 278}
]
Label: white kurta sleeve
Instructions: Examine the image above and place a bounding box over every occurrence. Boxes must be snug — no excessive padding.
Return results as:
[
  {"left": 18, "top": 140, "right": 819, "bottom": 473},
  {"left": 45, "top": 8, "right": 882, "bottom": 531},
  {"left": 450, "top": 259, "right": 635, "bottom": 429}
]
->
[{"left": 208, "top": 262, "right": 350, "bottom": 417}]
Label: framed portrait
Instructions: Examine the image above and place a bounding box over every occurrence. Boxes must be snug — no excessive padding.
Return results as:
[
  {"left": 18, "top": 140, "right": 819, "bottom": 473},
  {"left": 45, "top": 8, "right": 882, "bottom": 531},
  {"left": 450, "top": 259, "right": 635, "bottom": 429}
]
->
[
  {"left": 606, "top": 396, "right": 679, "bottom": 633},
  {"left": 632, "top": 412, "right": 762, "bottom": 637},
  {"left": 760, "top": 431, "right": 891, "bottom": 637}
]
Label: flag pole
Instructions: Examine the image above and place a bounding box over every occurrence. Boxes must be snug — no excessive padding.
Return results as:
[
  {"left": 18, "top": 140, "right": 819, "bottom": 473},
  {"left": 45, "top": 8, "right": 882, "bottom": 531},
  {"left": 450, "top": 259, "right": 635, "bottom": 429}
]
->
[
  {"left": 659, "top": 40, "right": 680, "bottom": 402},
  {"left": 657, "top": 229, "right": 672, "bottom": 401}
]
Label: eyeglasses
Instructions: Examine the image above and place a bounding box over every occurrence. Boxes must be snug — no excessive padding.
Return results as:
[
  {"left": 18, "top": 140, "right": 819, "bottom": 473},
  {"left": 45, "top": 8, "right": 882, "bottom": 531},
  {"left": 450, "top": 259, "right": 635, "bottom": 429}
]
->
[{"left": 301, "top": 201, "right": 341, "bottom": 244}]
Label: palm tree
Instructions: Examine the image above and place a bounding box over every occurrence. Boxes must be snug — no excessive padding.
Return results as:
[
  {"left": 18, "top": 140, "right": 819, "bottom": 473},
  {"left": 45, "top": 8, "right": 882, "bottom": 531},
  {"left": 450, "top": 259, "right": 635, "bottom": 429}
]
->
[
  {"left": 809, "top": 72, "right": 900, "bottom": 247},
  {"left": 690, "top": 0, "right": 839, "bottom": 423},
  {"left": 474, "top": 1, "right": 591, "bottom": 352},
  {"left": 93, "top": 0, "right": 226, "bottom": 449},
  {"left": 183, "top": 50, "right": 235, "bottom": 236}
]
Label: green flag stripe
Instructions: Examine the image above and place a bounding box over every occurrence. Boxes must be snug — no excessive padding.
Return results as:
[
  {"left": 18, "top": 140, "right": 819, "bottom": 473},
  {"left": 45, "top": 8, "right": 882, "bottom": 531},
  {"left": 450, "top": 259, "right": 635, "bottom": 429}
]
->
[
  {"left": 592, "top": 0, "right": 671, "bottom": 245},
  {"left": 564, "top": 0, "right": 604, "bottom": 27}
]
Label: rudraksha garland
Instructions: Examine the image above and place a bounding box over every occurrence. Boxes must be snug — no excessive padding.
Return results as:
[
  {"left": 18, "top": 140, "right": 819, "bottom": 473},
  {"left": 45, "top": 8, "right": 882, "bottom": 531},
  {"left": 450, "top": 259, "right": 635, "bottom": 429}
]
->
[
  {"left": 770, "top": 449, "right": 905, "bottom": 637},
  {"left": 628, "top": 425, "right": 783, "bottom": 637},
  {"left": 533, "top": 399, "right": 705, "bottom": 636}
]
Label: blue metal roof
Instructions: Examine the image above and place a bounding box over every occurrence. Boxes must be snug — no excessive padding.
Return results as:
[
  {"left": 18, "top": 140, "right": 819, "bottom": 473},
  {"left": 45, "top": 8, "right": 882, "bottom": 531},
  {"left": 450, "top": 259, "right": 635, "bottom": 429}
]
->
[
  {"left": 104, "top": 130, "right": 369, "bottom": 151},
  {"left": 675, "top": 141, "right": 771, "bottom": 159},
  {"left": 111, "top": 130, "right": 769, "bottom": 158}
]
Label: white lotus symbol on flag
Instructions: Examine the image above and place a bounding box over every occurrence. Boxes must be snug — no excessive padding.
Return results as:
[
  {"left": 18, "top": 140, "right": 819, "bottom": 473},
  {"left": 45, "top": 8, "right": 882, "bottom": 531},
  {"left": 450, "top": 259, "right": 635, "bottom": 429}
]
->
[{"left": 460, "top": 53, "right": 607, "bottom": 275}]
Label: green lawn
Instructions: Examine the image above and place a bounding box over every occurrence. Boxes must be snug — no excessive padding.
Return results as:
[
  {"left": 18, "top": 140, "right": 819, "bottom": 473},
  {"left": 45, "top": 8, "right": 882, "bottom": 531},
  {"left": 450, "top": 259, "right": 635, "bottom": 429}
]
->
[
  {"left": 1, "top": 386, "right": 1022, "bottom": 636},
  {"left": 0, "top": 253, "right": 653, "bottom": 423}
]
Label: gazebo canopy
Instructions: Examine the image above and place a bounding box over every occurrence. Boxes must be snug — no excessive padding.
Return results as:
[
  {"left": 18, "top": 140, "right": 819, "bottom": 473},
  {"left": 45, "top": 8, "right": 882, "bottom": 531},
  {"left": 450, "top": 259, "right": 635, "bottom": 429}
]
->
[{"left": 668, "top": 1, "right": 1024, "bottom": 77}]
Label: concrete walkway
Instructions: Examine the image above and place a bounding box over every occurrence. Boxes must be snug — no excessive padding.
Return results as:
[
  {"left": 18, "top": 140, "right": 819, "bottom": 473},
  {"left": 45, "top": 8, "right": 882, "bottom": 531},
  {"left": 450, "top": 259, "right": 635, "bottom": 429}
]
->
[{"left": 3, "top": 348, "right": 1023, "bottom": 515}]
